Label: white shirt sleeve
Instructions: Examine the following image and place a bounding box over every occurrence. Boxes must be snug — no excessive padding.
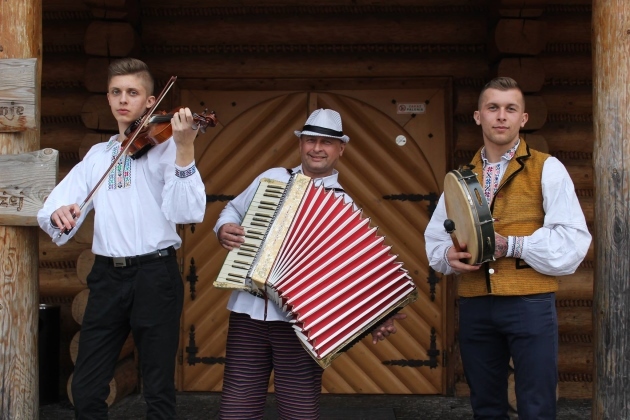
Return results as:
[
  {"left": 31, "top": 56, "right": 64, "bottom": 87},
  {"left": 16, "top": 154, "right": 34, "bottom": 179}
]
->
[
  {"left": 519, "top": 157, "right": 592, "bottom": 275},
  {"left": 158, "top": 139, "right": 206, "bottom": 224},
  {"left": 424, "top": 193, "right": 457, "bottom": 275},
  {"left": 37, "top": 149, "right": 95, "bottom": 246}
]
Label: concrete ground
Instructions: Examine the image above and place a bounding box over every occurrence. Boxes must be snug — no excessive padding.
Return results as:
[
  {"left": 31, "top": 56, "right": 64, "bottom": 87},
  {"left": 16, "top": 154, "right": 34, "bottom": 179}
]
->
[{"left": 40, "top": 393, "right": 591, "bottom": 419}]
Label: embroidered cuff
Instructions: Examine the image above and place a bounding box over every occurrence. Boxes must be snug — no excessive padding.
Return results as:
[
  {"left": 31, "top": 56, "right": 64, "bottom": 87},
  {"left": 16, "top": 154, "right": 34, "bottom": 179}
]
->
[
  {"left": 175, "top": 163, "right": 197, "bottom": 179},
  {"left": 506, "top": 236, "right": 524, "bottom": 259}
]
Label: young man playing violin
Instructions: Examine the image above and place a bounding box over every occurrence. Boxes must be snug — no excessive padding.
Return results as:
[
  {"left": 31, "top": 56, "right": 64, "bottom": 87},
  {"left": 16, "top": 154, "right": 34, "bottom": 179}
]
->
[{"left": 38, "top": 58, "right": 206, "bottom": 419}]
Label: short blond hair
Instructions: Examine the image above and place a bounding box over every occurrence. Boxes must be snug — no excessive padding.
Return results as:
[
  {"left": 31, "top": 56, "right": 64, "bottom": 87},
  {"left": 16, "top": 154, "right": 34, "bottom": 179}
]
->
[{"left": 107, "top": 58, "right": 154, "bottom": 95}]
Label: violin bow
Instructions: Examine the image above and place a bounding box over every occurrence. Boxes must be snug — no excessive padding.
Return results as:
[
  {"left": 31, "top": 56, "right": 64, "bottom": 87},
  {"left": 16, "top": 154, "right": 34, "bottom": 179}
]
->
[{"left": 57, "top": 76, "right": 178, "bottom": 237}]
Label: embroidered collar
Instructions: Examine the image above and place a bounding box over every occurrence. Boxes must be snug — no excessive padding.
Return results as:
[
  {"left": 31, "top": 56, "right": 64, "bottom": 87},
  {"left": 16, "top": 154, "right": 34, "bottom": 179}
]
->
[
  {"left": 105, "top": 135, "right": 121, "bottom": 151},
  {"left": 480, "top": 139, "right": 520, "bottom": 167}
]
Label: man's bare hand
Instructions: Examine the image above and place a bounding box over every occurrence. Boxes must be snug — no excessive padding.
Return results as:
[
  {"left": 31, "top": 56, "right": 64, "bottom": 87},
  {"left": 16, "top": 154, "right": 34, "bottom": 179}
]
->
[
  {"left": 50, "top": 204, "right": 81, "bottom": 232},
  {"left": 217, "top": 223, "right": 245, "bottom": 250},
  {"left": 371, "top": 313, "right": 407, "bottom": 344},
  {"left": 446, "top": 243, "right": 480, "bottom": 272}
]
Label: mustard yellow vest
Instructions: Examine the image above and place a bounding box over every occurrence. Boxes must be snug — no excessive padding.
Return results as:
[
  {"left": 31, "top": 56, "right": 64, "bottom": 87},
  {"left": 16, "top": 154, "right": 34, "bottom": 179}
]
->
[{"left": 458, "top": 140, "right": 558, "bottom": 297}]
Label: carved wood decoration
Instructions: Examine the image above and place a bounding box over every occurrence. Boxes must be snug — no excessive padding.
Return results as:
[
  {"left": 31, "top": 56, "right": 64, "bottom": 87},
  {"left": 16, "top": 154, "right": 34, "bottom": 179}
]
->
[
  {"left": 179, "top": 88, "right": 447, "bottom": 394},
  {"left": 0, "top": 148, "right": 58, "bottom": 226},
  {"left": 0, "top": 59, "right": 38, "bottom": 131}
]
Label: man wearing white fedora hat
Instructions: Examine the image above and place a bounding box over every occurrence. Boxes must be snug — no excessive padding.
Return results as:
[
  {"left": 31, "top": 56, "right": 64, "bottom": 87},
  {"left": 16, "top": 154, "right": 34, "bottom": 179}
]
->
[{"left": 214, "top": 108, "right": 405, "bottom": 419}]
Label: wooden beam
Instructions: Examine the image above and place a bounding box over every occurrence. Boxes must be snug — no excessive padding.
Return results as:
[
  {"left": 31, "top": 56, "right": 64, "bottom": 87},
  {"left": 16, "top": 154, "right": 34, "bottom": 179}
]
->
[
  {"left": 592, "top": 0, "right": 630, "bottom": 417},
  {"left": 0, "top": 0, "right": 42, "bottom": 416}
]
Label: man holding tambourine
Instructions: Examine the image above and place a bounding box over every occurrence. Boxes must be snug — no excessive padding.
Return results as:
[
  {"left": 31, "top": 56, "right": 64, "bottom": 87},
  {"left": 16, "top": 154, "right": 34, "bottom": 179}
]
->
[{"left": 424, "top": 77, "right": 591, "bottom": 420}]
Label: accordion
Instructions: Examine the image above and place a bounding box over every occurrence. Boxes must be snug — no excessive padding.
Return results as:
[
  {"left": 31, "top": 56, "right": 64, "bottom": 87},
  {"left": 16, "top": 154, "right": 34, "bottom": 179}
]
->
[{"left": 215, "top": 173, "right": 418, "bottom": 368}]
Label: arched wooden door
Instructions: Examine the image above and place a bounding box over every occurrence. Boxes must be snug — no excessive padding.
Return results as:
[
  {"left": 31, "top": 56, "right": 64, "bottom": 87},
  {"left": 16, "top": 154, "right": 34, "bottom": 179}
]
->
[{"left": 178, "top": 86, "right": 448, "bottom": 394}]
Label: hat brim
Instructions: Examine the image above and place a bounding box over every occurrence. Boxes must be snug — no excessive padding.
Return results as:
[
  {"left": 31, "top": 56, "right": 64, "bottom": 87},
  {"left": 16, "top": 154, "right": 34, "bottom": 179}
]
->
[{"left": 294, "top": 130, "right": 350, "bottom": 143}]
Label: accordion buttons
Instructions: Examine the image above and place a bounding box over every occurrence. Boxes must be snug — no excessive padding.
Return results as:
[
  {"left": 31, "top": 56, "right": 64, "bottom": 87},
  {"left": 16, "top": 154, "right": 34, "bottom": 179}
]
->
[{"left": 488, "top": 268, "right": 495, "bottom": 275}]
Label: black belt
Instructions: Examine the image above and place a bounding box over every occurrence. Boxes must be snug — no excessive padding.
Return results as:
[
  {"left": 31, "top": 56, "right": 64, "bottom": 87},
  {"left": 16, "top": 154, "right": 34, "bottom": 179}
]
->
[{"left": 95, "top": 246, "right": 175, "bottom": 268}]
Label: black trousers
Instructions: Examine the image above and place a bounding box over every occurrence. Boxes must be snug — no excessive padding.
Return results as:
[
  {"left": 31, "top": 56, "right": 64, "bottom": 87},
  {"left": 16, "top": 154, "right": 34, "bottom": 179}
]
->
[{"left": 71, "top": 253, "right": 184, "bottom": 420}]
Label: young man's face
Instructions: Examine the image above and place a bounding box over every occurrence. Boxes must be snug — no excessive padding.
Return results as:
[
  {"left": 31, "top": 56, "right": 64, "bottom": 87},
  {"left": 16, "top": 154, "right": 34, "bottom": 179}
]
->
[
  {"left": 474, "top": 88, "right": 528, "bottom": 149},
  {"left": 299, "top": 135, "right": 346, "bottom": 178},
  {"left": 107, "top": 74, "right": 156, "bottom": 130}
]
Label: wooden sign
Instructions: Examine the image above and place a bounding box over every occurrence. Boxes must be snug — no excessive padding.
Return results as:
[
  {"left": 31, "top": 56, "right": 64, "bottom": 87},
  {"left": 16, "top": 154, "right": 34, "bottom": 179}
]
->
[
  {"left": 0, "top": 58, "right": 38, "bottom": 132},
  {"left": 0, "top": 148, "right": 58, "bottom": 226}
]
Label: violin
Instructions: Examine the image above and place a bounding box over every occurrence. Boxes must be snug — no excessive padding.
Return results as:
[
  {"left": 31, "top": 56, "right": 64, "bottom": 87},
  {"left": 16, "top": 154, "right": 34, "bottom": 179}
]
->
[{"left": 122, "top": 107, "right": 218, "bottom": 160}]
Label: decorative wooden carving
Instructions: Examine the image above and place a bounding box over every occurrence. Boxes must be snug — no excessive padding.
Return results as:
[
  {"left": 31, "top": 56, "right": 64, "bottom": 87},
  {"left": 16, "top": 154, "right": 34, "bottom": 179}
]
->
[
  {"left": 0, "top": 149, "right": 58, "bottom": 226},
  {"left": 0, "top": 59, "right": 38, "bottom": 132}
]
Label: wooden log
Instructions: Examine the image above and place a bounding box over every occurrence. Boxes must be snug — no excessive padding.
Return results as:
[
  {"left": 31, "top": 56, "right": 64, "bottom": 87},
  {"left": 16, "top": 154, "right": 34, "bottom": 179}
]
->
[
  {"left": 41, "top": 88, "right": 91, "bottom": 118},
  {"left": 84, "top": 21, "right": 140, "bottom": 57},
  {"left": 558, "top": 341, "right": 593, "bottom": 375},
  {"left": 494, "top": 57, "right": 545, "bottom": 92},
  {"left": 73, "top": 211, "right": 94, "bottom": 245},
  {"left": 42, "top": 20, "right": 89, "bottom": 49},
  {"left": 39, "top": 267, "right": 85, "bottom": 298},
  {"left": 545, "top": 13, "right": 592, "bottom": 45},
  {"left": 522, "top": 95, "right": 547, "bottom": 130},
  {"left": 541, "top": 86, "right": 593, "bottom": 116},
  {"left": 557, "top": 305, "right": 592, "bottom": 335},
  {"left": 70, "top": 331, "right": 135, "bottom": 364},
  {"left": 492, "top": 19, "right": 547, "bottom": 56},
  {"left": 540, "top": 54, "right": 592, "bottom": 83},
  {"left": 564, "top": 163, "right": 593, "bottom": 191},
  {"left": 558, "top": 380, "right": 591, "bottom": 400},
  {"left": 495, "top": 0, "right": 548, "bottom": 18},
  {"left": 67, "top": 356, "right": 138, "bottom": 406},
  {"left": 84, "top": 0, "right": 140, "bottom": 23},
  {"left": 143, "top": 54, "right": 491, "bottom": 82},
  {"left": 593, "top": 1, "right": 630, "bottom": 417},
  {"left": 84, "top": 58, "right": 110, "bottom": 93},
  {"left": 456, "top": 121, "right": 594, "bottom": 155},
  {"left": 557, "top": 268, "right": 594, "bottom": 301},
  {"left": 41, "top": 54, "right": 87, "bottom": 88},
  {"left": 0, "top": 149, "right": 59, "bottom": 226},
  {"left": 71, "top": 289, "right": 90, "bottom": 325},
  {"left": 453, "top": 60, "right": 593, "bottom": 116},
  {"left": 521, "top": 133, "right": 548, "bottom": 153},
  {"left": 77, "top": 249, "right": 95, "bottom": 285},
  {"left": 80, "top": 133, "right": 111, "bottom": 159},
  {"left": 81, "top": 95, "right": 118, "bottom": 131},
  {"left": 41, "top": 122, "right": 88, "bottom": 154},
  {"left": 141, "top": 14, "right": 488, "bottom": 46},
  {"left": 39, "top": 230, "right": 92, "bottom": 264},
  {"left": 59, "top": 157, "right": 80, "bottom": 182}
]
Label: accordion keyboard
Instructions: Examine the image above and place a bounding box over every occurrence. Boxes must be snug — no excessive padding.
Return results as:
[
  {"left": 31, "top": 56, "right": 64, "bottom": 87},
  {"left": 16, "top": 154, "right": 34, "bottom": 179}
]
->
[{"left": 214, "top": 179, "right": 286, "bottom": 289}]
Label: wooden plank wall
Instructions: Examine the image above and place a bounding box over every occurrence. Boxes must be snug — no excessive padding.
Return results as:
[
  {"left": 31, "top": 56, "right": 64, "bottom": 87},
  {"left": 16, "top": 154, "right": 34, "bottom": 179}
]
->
[{"left": 40, "top": 0, "right": 594, "bottom": 399}]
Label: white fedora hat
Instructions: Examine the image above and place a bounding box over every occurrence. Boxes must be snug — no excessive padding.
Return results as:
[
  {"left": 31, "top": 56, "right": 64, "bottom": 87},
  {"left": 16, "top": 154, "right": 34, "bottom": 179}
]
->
[{"left": 294, "top": 108, "right": 350, "bottom": 143}]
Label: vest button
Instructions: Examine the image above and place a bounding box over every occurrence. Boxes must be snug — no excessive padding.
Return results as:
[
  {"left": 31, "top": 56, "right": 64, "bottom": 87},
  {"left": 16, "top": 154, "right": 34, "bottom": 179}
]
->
[{"left": 488, "top": 268, "right": 495, "bottom": 275}]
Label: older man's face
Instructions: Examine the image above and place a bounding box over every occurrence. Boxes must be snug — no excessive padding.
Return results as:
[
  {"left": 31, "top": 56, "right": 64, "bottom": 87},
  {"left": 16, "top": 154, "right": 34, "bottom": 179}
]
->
[{"left": 299, "top": 135, "right": 345, "bottom": 178}]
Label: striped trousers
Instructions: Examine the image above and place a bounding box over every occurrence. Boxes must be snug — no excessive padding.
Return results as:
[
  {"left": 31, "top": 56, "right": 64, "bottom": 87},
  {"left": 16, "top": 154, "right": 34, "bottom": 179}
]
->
[{"left": 219, "top": 311, "right": 324, "bottom": 420}]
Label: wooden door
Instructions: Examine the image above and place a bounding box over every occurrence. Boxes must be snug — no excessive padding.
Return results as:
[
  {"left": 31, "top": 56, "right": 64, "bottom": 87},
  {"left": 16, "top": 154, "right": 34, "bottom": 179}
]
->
[{"left": 177, "top": 85, "right": 449, "bottom": 394}]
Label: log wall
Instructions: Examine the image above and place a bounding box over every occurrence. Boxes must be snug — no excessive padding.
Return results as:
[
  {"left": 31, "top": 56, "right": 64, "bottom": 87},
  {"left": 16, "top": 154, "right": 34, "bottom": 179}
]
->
[{"left": 41, "top": 0, "right": 594, "bottom": 400}]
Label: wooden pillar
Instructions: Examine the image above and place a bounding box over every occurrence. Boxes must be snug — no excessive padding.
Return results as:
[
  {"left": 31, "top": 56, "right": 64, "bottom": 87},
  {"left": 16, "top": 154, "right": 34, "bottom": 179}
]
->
[
  {"left": 0, "top": 0, "right": 42, "bottom": 418},
  {"left": 592, "top": 0, "right": 630, "bottom": 418}
]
